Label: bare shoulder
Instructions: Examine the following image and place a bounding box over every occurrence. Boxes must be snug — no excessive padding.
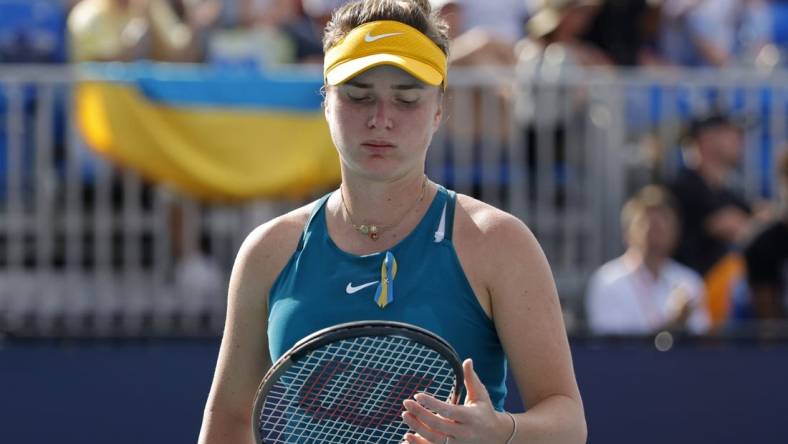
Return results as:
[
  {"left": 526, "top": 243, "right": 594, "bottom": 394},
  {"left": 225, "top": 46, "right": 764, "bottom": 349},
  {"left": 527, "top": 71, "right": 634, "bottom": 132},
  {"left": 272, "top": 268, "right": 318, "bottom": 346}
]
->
[
  {"left": 231, "top": 200, "right": 317, "bottom": 300},
  {"left": 454, "top": 193, "right": 538, "bottom": 257},
  {"left": 453, "top": 193, "right": 556, "bottom": 307},
  {"left": 242, "top": 203, "right": 313, "bottom": 256}
]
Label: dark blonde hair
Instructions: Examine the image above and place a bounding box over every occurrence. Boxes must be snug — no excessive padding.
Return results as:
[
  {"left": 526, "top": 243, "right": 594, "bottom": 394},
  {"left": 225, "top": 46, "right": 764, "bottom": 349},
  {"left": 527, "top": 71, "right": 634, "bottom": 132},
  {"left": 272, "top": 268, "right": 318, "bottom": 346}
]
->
[
  {"left": 621, "top": 185, "right": 678, "bottom": 233},
  {"left": 322, "top": 0, "right": 450, "bottom": 56}
]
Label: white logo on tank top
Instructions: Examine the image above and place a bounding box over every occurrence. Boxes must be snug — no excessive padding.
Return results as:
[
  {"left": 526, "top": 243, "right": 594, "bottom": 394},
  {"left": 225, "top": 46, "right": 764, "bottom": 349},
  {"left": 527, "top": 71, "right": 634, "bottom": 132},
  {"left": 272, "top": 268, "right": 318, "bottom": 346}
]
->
[
  {"left": 434, "top": 203, "right": 447, "bottom": 242},
  {"left": 346, "top": 281, "right": 379, "bottom": 294}
]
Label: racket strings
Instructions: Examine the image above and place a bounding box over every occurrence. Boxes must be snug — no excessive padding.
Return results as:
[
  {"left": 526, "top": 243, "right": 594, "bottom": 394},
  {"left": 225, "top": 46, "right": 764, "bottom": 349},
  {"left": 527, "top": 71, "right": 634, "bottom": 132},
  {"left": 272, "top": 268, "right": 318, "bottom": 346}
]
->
[
  {"left": 300, "top": 339, "right": 448, "bottom": 442},
  {"left": 258, "top": 334, "right": 457, "bottom": 443},
  {"left": 266, "top": 338, "right": 444, "bottom": 443},
  {"left": 294, "top": 339, "right": 442, "bottom": 443}
]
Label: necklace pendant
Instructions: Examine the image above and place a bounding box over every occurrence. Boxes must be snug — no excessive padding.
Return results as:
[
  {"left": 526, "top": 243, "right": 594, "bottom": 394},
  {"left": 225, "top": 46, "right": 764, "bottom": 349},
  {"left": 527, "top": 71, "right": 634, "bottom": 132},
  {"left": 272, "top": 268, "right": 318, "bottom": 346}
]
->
[
  {"left": 370, "top": 232, "right": 379, "bottom": 240},
  {"left": 369, "top": 225, "right": 379, "bottom": 240}
]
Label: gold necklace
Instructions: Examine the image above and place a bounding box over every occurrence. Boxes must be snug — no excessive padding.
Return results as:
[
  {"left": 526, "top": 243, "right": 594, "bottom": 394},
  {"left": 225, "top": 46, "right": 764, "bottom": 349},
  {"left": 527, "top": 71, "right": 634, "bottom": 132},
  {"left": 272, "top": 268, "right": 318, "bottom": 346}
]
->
[{"left": 340, "top": 176, "right": 428, "bottom": 240}]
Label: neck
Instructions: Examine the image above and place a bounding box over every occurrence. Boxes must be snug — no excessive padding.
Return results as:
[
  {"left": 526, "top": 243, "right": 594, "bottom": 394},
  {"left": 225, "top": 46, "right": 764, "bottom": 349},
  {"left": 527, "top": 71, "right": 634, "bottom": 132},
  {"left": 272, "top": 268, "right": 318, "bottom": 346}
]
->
[
  {"left": 624, "top": 249, "right": 665, "bottom": 278},
  {"left": 337, "top": 171, "right": 430, "bottom": 232}
]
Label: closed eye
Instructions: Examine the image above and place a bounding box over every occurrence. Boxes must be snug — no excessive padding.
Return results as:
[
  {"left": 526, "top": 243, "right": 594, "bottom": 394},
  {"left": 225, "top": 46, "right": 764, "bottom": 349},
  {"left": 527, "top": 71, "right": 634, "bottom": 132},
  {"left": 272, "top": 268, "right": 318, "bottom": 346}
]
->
[
  {"left": 396, "top": 93, "right": 420, "bottom": 105},
  {"left": 347, "top": 93, "right": 373, "bottom": 103}
]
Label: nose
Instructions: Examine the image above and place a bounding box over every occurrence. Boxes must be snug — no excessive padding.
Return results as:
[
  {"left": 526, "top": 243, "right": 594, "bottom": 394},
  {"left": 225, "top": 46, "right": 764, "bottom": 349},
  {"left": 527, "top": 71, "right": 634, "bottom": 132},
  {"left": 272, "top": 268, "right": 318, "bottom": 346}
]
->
[{"left": 367, "top": 100, "right": 393, "bottom": 130}]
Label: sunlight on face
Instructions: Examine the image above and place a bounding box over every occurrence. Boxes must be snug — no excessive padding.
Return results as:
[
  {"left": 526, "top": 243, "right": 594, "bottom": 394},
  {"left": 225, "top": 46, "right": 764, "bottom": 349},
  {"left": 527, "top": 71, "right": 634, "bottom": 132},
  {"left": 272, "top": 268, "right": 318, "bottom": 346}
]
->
[{"left": 324, "top": 66, "right": 443, "bottom": 181}]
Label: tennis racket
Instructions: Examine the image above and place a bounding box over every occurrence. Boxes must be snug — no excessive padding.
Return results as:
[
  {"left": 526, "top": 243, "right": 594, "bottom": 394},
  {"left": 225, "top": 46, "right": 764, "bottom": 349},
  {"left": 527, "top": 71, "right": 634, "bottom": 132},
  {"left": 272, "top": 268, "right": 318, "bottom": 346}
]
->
[{"left": 252, "top": 320, "right": 464, "bottom": 443}]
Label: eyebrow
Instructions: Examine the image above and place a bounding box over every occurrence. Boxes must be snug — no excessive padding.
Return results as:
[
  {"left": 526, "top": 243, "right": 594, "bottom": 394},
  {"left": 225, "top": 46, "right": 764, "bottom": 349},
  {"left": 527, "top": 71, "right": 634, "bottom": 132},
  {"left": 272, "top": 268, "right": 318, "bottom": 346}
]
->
[{"left": 344, "top": 80, "right": 425, "bottom": 90}]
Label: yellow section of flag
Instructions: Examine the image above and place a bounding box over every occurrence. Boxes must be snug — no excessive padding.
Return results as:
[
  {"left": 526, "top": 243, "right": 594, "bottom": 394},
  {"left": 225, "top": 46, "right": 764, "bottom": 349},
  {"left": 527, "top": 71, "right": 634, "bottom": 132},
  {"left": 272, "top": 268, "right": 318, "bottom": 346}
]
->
[{"left": 75, "top": 81, "right": 340, "bottom": 201}]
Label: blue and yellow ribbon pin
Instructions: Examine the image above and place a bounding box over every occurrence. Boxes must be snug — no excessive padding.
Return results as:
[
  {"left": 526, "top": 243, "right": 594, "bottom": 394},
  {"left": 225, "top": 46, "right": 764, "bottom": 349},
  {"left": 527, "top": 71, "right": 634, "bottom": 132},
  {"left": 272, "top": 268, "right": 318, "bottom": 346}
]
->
[{"left": 374, "top": 252, "right": 398, "bottom": 308}]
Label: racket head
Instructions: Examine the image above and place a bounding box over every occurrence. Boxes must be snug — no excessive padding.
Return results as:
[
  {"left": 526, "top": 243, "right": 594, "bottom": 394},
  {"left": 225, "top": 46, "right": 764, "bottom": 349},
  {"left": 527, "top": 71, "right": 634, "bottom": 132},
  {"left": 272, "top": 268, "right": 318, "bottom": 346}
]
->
[{"left": 252, "top": 321, "right": 464, "bottom": 444}]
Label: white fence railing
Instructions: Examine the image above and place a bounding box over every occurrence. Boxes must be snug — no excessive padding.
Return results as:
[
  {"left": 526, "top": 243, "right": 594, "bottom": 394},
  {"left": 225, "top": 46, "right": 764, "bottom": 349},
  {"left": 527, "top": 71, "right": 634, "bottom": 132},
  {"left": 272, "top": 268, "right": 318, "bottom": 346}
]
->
[{"left": 0, "top": 65, "right": 785, "bottom": 336}]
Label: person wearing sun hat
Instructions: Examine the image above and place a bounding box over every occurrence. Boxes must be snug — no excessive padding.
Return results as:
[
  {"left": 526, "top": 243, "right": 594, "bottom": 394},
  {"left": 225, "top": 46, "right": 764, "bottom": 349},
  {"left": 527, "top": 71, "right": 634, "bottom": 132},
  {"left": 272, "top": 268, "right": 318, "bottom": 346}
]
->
[
  {"left": 525, "top": 0, "right": 601, "bottom": 39},
  {"left": 514, "top": 0, "right": 610, "bottom": 206},
  {"left": 515, "top": 0, "right": 610, "bottom": 91},
  {"left": 200, "top": 2, "right": 586, "bottom": 443}
]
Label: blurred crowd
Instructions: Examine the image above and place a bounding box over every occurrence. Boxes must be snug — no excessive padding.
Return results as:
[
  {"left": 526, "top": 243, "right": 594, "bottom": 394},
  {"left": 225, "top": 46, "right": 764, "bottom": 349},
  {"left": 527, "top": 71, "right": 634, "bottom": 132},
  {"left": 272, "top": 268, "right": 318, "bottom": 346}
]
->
[
  {"left": 588, "top": 113, "right": 788, "bottom": 337},
  {"left": 0, "top": 0, "right": 784, "bottom": 69},
  {"left": 1, "top": 0, "right": 788, "bottom": 337}
]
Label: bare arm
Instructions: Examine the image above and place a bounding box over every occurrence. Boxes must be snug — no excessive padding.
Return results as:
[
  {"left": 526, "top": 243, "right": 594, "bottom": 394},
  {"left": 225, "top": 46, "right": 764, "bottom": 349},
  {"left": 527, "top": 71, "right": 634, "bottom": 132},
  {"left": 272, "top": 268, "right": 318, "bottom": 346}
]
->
[
  {"left": 199, "top": 211, "right": 306, "bottom": 443},
  {"left": 704, "top": 206, "right": 751, "bottom": 244},
  {"left": 488, "top": 215, "right": 587, "bottom": 443},
  {"left": 400, "top": 199, "right": 585, "bottom": 443}
]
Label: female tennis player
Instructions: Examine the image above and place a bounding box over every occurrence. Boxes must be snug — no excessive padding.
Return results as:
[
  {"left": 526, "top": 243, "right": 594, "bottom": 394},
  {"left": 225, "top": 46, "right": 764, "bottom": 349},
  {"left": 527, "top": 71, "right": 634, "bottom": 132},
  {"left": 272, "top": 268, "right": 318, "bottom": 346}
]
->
[{"left": 199, "top": 1, "right": 586, "bottom": 443}]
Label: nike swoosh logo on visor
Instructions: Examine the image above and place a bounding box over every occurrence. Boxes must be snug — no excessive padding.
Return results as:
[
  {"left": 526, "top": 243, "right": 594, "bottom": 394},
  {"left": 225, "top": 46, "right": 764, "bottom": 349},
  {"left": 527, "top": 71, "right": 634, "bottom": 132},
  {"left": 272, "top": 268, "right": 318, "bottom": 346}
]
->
[
  {"left": 346, "top": 281, "right": 379, "bottom": 294},
  {"left": 364, "top": 32, "right": 403, "bottom": 43}
]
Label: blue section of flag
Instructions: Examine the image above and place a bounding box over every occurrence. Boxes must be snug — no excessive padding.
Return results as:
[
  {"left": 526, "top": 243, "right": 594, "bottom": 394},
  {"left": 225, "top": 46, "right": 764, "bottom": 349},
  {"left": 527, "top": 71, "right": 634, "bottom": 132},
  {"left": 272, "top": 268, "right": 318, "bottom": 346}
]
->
[{"left": 78, "top": 62, "right": 325, "bottom": 112}]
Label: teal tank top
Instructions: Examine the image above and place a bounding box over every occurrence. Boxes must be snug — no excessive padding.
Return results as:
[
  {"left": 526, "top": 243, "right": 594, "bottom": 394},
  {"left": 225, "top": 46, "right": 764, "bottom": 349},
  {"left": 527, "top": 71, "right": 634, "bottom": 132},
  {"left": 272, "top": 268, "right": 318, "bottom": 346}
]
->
[{"left": 267, "top": 185, "right": 508, "bottom": 410}]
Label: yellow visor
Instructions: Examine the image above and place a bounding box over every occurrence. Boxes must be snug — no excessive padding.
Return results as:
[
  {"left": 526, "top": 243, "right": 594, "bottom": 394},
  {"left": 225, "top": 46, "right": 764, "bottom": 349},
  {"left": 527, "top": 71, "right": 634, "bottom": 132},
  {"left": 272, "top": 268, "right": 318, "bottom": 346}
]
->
[{"left": 324, "top": 20, "right": 447, "bottom": 88}]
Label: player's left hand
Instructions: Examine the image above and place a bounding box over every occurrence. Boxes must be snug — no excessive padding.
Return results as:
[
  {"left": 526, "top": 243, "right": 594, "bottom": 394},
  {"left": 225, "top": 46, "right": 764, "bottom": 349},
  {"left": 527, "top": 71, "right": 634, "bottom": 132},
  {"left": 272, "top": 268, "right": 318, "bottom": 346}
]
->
[{"left": 401, "top": 359, "right": 514, "bottom": 444}]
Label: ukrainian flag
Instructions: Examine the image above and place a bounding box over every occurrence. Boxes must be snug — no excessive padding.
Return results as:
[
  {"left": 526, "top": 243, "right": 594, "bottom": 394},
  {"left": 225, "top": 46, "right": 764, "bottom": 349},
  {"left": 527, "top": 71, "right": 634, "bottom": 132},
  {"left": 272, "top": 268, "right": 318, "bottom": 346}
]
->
[{"left": 75, "top": 63, "right": 340, "bottom": 201}]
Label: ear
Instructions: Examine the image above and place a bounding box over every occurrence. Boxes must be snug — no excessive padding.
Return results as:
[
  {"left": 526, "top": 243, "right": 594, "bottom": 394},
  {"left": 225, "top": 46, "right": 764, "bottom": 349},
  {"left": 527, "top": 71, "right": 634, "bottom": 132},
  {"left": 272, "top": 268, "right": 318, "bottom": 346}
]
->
[{"left": 432, "top": 95, "right": 444, "bottom": 134}]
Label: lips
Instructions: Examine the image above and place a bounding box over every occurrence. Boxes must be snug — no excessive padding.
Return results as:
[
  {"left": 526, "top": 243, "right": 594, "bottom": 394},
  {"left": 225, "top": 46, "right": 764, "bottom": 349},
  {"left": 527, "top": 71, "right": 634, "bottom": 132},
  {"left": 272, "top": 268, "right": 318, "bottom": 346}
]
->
[
  {"left": 361, "top": 140, "right": 395, "bottom": 148},
  {"left": 360, "top": 140, "right": 396, "bottom": 154}
]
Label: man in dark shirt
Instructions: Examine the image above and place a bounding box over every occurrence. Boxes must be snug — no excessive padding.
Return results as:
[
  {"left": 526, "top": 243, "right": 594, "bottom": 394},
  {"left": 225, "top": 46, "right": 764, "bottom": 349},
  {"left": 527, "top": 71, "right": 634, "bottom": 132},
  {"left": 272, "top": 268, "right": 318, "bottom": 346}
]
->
[
  {"left": 668, "top": 112, "right": 754, "bottom": 326},
  {"left": 744, "top": 151, "right": 788, "bottom": 319},
  {"left": 669, "top": 113, "right": 752, "bottom": 275}
]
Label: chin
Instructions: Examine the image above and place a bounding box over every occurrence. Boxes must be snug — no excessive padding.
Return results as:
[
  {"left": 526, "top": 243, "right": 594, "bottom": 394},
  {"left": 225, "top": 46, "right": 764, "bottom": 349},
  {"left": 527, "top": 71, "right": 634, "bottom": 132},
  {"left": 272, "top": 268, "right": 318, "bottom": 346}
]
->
[{"left": 346, "top": 158, "right": 406, "bottom": 181}]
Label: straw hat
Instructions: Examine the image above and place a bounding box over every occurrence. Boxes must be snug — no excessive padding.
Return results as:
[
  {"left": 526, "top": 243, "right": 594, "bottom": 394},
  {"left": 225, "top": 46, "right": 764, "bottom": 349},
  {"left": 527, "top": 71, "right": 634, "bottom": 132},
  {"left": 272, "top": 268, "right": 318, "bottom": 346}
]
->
[{"left": 526, "top": 0, "right": 601, "bottom": 38}]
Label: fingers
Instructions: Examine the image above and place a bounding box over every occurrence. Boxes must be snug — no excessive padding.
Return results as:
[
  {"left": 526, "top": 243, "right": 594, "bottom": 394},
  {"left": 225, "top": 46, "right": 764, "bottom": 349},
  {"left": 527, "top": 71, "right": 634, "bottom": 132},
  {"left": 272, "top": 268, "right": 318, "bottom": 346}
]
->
[
  {"left": 403, "top": 398, "right": 455, "bottom": 432},
  {"left": 413, "top": 393, "right": 468, "bottom": 423},
  {"left": 462, "top": 359, "right": 491, "bottom": 405},
  {"left": 401, "top": 408, "right": 449, "bottom": 444}
]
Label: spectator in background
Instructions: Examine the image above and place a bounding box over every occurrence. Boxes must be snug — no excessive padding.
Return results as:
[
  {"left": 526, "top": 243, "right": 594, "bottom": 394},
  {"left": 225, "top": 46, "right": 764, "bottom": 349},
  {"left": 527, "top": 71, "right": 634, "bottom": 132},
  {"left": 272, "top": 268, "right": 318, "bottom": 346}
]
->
[
  {"left": 582, "top": 0, "right": 668, "bottom": 66},
  {"left": 514, "top": 0, "right": 612, "bottom": 125},
  {"left": 659, "top": 0, "right": 779, "bottom": 69},
  {"left": 434, "top": 0, "right": 523, "bottom": 66},
  {"left": 281, "top": 0, "right": 351, "bottom": 64},
  {"left": 206, "top": 0, "right": 299, "bottom": 67},
  {"left": 68, "top": 0, "right": 151, "bottom": 62},
  {"left": 514, "top": 0, "right": 611, "bottom": 205},
  {"left": 744, "top": 149, "right": 788, "bottom": 320},
  {"left": 238, "top": 0, "right": 300, "bottom": 28},
  {"left": 147, "top": 0, "right": 222, "bottom": 62},
  {"left": 586, "top": 185, "right": 709, "bottom": 335},
  {"left": 459, "top": 0, "right": 528, "bottom": 44},
  {"left": 518, "top": 0, "right": 611, "bottom": 68},
  {"left": 668, "top": 112, "right": 756, "bottom": 327},
  {"left": 68, "top": 0, "right": 220, "bottom": 63},
  {"left": 430, "top": 0, "right": 519, "bottom": 198}
]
